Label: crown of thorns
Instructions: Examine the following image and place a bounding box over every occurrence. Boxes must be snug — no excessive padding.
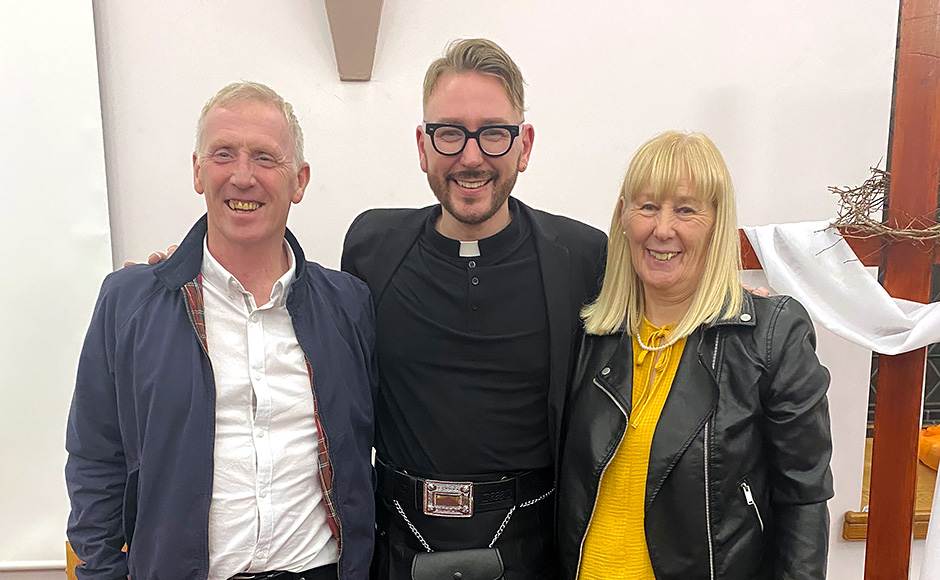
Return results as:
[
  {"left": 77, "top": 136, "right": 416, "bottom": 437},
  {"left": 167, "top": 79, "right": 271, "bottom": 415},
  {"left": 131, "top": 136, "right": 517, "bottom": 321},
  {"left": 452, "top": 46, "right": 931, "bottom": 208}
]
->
[{"left": 831, "top": 166, "right": 940, "bottom": 243}]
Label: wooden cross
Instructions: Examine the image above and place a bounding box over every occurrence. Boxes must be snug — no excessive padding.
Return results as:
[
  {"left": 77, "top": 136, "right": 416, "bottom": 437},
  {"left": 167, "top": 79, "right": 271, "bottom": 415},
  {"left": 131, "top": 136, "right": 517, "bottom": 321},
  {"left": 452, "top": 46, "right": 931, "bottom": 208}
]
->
[{"left": 739, "top": 0, "right": 939, "bottom": 576}]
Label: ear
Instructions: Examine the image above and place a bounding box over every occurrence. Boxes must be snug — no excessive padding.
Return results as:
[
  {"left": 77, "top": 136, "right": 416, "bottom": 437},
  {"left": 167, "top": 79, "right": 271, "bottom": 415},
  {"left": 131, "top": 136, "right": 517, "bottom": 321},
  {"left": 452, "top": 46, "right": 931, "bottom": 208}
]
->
[
  {"left": 193, "top": 152, "right": 204, "bottom": 195},
  {"left": 292, "top": 162, "right": 310, "bottom": 204},
  {"left": 416, "top": 125, "right": 429, "bottom": 173},
  {"left": 517, "top": 123, "right": 535, "bottom": 172},
  {"left": 617, "top": 196, "right": 629, "bottom": 230}
]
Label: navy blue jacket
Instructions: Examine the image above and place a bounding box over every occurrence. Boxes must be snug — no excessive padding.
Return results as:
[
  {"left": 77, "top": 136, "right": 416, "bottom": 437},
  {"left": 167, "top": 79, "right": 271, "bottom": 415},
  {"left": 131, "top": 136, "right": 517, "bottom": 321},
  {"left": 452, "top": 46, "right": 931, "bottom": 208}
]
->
[{"left": 66, "top": 216, "right": 376, "bottom": 579}]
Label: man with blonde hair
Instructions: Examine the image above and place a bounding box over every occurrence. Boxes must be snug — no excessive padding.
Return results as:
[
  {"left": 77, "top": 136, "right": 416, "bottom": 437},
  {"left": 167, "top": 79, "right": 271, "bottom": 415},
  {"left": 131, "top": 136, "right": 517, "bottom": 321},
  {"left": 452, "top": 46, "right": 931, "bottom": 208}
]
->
[
  {"left": 66, "top": 81, "right": 377, "bottom": 580},
  {"left": 342, "top": 39, "right": 606, "bottom": 579}
]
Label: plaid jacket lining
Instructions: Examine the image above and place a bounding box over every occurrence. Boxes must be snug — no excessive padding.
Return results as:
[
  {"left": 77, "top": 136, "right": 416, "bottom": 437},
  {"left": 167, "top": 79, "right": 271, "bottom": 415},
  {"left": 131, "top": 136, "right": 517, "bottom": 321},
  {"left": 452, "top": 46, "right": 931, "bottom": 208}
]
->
[{"left": 181, "top": 276, "right": 342, "bottom": 548}]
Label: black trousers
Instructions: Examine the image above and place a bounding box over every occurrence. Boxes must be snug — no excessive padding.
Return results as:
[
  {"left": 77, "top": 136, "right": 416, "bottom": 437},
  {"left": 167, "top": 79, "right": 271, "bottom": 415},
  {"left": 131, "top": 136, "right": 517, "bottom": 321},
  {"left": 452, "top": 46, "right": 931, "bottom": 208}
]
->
[{"left": 370, "top": 492, "right": 558, "bottom": 580}]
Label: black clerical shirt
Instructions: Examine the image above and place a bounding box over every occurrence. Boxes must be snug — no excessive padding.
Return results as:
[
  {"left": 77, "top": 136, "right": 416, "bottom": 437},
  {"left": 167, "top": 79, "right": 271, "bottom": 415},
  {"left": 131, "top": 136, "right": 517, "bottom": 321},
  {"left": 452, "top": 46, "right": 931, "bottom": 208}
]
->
[{"left": 375, "top": 201, "right": 551, "bottom": 477}]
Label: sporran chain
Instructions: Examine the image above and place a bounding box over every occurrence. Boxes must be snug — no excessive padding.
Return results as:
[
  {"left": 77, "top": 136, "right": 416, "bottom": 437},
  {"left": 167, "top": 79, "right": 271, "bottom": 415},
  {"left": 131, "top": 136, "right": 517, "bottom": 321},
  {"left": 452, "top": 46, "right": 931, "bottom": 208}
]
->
[{"left": 393, "top": 488, "right": 555, "bottom": 552}]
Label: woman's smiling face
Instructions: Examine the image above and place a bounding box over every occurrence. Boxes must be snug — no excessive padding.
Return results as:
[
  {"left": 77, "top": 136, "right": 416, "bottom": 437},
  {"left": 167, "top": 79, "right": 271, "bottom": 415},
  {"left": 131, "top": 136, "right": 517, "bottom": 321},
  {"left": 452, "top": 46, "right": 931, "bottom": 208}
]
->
[{"left": 622, "top": 178, "right": 715, "bottom": 303}]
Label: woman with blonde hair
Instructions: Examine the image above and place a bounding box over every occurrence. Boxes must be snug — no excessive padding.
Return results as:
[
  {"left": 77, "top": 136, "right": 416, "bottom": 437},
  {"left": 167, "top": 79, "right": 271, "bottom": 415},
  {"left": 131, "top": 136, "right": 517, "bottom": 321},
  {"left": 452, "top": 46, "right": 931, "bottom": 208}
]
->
[{"left": 556, "top": 131, "right": 833, "bottom": 579}]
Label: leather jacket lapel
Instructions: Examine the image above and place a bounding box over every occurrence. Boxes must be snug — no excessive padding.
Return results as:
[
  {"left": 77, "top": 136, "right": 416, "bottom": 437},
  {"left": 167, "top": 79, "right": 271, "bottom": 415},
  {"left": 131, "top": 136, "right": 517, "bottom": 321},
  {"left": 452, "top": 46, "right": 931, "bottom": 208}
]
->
[
  {"left": 646, "top": 329, "right": 718, "bottom": 509},
  {"left": 591, "top": 333, "right": 634, "bottom": 417}
]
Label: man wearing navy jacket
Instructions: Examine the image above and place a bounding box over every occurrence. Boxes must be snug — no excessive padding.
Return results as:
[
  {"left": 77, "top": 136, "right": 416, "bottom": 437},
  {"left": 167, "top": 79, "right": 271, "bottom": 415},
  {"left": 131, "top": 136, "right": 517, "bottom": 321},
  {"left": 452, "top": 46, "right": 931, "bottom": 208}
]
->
[{"left": 66, "top": 82, "right": 376, "bottom": 580}]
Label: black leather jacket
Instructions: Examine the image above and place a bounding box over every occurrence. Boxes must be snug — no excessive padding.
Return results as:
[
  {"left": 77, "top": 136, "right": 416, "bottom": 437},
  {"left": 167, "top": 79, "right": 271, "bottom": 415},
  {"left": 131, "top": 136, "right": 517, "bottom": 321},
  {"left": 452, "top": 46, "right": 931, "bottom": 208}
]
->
[{"left": 557, "top": 293, "right": 833, "bottom": 579}]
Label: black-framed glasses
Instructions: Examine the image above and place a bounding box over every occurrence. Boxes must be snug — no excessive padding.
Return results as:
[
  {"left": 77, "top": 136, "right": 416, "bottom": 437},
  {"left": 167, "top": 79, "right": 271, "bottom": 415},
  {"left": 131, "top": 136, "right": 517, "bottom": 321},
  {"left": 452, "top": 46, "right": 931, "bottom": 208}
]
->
[{"left": 424, "top": 123, "right": 521, "bottom": 157}]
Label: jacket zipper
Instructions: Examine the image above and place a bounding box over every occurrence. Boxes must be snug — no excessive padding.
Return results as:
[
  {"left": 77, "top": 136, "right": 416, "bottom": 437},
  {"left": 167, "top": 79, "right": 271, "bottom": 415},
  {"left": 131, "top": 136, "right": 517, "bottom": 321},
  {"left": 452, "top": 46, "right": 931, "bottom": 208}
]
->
[
  {"left": 182, "top": 289, "right": 217, "bottom": 579},
  {"left": 704, "top": 329, "right": 719, "bottom": 580},
  {"left": 711, "top": 329, "right": 720, "bottom": 370},
  {"left": 740, "top": 481, "right": 765, "bottom": 532},
  {"left": 576, "top": 378, "right": 629, "bottom": 574},
  {"left": 306, "top": 364, "right": 344, "bottom": 574},
  {"left": 704, "top": 421, "right": 715, "bottom": 580}
]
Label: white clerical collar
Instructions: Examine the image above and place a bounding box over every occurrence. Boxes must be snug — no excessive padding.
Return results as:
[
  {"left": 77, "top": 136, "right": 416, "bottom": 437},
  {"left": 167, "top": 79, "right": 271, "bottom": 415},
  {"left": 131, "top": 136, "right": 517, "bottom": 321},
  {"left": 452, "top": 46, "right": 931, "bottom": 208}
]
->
[{"left": 458, "top": 240, "right": 481, "bottom": 258}]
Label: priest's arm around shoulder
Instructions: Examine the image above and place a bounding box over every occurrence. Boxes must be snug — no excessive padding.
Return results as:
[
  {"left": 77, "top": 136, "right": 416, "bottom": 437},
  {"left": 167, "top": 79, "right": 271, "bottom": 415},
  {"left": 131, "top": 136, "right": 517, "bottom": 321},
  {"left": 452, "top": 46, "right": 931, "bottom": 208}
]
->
[
  {"left": 65, "top": 81, "right": 377, "bottom": 580},
  {"left": 557, "top": 131, "right": 833, "bottom": 580}
]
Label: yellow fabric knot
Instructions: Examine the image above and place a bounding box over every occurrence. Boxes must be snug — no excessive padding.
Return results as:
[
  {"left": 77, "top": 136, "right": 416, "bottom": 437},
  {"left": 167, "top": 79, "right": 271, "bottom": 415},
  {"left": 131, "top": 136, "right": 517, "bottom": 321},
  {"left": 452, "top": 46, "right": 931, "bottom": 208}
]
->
[{"left": 635, "top": 324, "right": 673, "bottom": 371}]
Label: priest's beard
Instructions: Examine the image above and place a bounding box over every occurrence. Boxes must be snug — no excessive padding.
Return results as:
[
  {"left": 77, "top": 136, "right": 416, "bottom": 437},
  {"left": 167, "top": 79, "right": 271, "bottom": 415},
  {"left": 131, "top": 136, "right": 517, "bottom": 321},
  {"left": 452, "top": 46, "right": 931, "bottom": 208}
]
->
[{"left": 427, "top": 168, "right": 518, "bottom": 227}]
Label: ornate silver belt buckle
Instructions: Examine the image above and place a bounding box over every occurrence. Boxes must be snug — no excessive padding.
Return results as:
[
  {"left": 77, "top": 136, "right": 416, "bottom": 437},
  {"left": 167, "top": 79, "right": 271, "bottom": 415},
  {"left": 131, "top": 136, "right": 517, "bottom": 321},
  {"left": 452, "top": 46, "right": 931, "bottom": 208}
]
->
[{"left": 422, "top": 479, "right": 473, "bottom": 518}]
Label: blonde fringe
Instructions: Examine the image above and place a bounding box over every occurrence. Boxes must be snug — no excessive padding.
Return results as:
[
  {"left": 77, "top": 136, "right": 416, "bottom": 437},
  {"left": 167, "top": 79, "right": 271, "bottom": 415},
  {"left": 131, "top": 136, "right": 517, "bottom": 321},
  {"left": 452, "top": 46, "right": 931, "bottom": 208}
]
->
[{"left": 582, "top": 131, "right": 743, "bottom": 338}]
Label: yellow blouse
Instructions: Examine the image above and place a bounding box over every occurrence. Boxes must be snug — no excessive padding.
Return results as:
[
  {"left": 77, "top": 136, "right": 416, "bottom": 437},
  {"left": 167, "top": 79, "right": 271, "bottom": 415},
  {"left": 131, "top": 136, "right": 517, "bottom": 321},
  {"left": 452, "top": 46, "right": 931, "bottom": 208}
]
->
[{"left": 578, "top": 319, "right": 687, "bottom": 580}]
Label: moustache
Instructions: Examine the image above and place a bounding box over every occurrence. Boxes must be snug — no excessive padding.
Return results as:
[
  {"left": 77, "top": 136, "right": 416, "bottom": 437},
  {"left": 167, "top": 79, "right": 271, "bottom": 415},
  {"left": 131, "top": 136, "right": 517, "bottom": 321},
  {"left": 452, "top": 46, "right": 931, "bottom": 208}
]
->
[{"left": 449, "top": 171, "right": 496, "bottom": 181}]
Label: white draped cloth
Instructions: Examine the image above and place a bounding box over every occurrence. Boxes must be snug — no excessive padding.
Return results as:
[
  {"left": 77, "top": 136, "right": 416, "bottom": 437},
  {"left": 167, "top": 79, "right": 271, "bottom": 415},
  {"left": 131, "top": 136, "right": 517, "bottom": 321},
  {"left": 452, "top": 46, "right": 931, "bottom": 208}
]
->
[
  {"left": 742, "top": 221, "right": 940, "bottom": 355},
  {"left": 741, "top": 221, "right": 940, "bottom": 579}
]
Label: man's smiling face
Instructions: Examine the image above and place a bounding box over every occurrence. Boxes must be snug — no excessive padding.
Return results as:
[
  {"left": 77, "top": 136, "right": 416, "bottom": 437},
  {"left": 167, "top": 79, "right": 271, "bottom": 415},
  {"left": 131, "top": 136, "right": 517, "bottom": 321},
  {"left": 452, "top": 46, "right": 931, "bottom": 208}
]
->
[
  {"left": 417, "top": 71, "right": 533, "bottom": 239},
  {"left": 193, "top": 99, "right": 309, "bottom": 250}
]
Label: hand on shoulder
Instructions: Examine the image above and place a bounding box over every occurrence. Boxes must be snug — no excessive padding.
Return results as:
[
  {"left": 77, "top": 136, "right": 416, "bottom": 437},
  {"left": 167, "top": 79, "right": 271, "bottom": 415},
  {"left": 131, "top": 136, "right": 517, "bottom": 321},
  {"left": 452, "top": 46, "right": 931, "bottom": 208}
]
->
[
  {"left": 121, "top": 244, "right": 178, "bottom": 268},
  {"left": 743, "top": 283, "right": 770, "bottom": 297}
]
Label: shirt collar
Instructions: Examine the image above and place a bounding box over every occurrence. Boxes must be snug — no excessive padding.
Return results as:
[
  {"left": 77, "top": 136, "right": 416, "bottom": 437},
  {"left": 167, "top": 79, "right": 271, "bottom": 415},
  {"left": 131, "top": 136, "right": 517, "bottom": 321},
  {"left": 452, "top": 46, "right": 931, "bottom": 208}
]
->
[
  {"left": 422, "top": 198, "right": 527, "bottom": 263},
  {"left": 201, "top": 236, "right": 296, "bottom": 307}
]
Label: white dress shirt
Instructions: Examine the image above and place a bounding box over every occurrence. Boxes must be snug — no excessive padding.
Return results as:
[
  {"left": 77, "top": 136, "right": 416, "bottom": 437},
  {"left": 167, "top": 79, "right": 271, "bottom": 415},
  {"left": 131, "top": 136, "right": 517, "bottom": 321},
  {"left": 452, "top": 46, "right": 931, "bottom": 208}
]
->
[{"left": 201, "top": 239, "right": 337, "bottom": 580}]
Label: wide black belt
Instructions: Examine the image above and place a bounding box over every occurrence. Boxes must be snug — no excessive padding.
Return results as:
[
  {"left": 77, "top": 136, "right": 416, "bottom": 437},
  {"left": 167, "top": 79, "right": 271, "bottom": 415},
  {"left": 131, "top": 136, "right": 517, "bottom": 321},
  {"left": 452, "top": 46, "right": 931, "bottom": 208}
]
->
[{"left": 375, "top": 458, "right": 553, "bottom": 518}]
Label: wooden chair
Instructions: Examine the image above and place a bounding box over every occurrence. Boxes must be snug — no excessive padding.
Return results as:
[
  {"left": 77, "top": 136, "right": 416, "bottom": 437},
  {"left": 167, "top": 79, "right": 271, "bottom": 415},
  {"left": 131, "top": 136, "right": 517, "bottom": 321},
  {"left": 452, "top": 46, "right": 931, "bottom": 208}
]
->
[
  {"left": 66, "top": 540, "right": 127, "bottom": 579},
  {"left": 65, "top": 541, "right": 80, "bottom": 580}
]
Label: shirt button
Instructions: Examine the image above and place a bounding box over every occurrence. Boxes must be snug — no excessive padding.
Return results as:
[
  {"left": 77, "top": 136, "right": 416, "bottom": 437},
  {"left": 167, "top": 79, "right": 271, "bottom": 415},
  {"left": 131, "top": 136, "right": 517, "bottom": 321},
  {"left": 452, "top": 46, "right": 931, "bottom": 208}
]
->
[
  {"left": 250, "top": 313, "right": 259, "bottom": 323},
  {"left": 257, "top": 431, "right": 265, "bottom": 438},
  {"left": 740, "top": 313, "right": 752, "bottom": 322},
  {"left": 468, "top": 260, "right": 477, "bottom": 269},
  {"left": 471, "top": 277, "right": 480, "bottom": 286},
  {"left": 259, "top": 489, "right": 267, "bottom": 498},
  {"left": 601, "top": 367, "right": 611, "bottom": 376},
  {"left": 471, "top": 305, "right": 479, "bottom": 311}
]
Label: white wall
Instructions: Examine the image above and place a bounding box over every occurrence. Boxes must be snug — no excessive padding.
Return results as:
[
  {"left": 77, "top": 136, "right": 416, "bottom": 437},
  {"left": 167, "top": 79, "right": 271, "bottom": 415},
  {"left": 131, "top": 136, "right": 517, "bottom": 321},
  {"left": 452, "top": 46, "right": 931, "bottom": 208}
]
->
[
  {"left": 0, "top": 0, "right": 111, "bottom": 576},
  {"left": 4, "top": 0, "right": 910, "bottom": 577},
  {"left": 93, "top": 0, "right": 899, "bottom": 267}
]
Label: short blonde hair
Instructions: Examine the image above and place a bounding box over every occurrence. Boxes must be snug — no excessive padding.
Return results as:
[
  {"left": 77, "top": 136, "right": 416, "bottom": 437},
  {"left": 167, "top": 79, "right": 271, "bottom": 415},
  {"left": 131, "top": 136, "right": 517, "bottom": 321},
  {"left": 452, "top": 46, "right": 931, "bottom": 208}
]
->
[
  {"left": 423, "top": 38, "right": 526, "bottom": 116},
  {"left": 582, "top": 131, "right": 743, "bottom": 338},
  {"left": 195, "top": 81, "right": 305, "bottom": 166}
]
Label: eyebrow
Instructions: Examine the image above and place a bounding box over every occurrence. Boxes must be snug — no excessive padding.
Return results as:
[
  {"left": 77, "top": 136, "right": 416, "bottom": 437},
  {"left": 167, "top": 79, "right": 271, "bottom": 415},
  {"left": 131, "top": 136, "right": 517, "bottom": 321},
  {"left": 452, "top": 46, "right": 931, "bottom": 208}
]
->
[
  {"left": 630, "top": 193, "right": 706, "bottom": 205},
  {"left": 204, "top": 140, "right": 284, "bottom": 155},
  {"left": 674, "top": 195, "right": 707, "bottom": 205},
  {"left": 433, "top": 118, "right": 519, "bottom": 126}
]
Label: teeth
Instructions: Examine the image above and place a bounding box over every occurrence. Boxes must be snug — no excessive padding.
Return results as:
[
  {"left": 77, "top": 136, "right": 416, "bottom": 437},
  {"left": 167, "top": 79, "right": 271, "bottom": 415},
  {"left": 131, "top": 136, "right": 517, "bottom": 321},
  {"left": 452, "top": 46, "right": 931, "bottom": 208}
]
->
[
  {"left": 649, "top": 250, "right": 678, "bottom": 261},
  {"left": 455, "top": 179, "right": 489, "bottom": 190},
  {"left": 227, "top": 200, "right": 261, "bottom": 211}
]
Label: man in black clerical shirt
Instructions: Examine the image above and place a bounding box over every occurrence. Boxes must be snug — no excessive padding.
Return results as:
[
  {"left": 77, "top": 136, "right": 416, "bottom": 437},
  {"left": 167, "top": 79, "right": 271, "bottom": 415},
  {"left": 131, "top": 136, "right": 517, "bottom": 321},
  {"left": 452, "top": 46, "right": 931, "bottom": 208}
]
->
[{"left": 342, "top": 39, "right": 607, "bottom": 579}]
